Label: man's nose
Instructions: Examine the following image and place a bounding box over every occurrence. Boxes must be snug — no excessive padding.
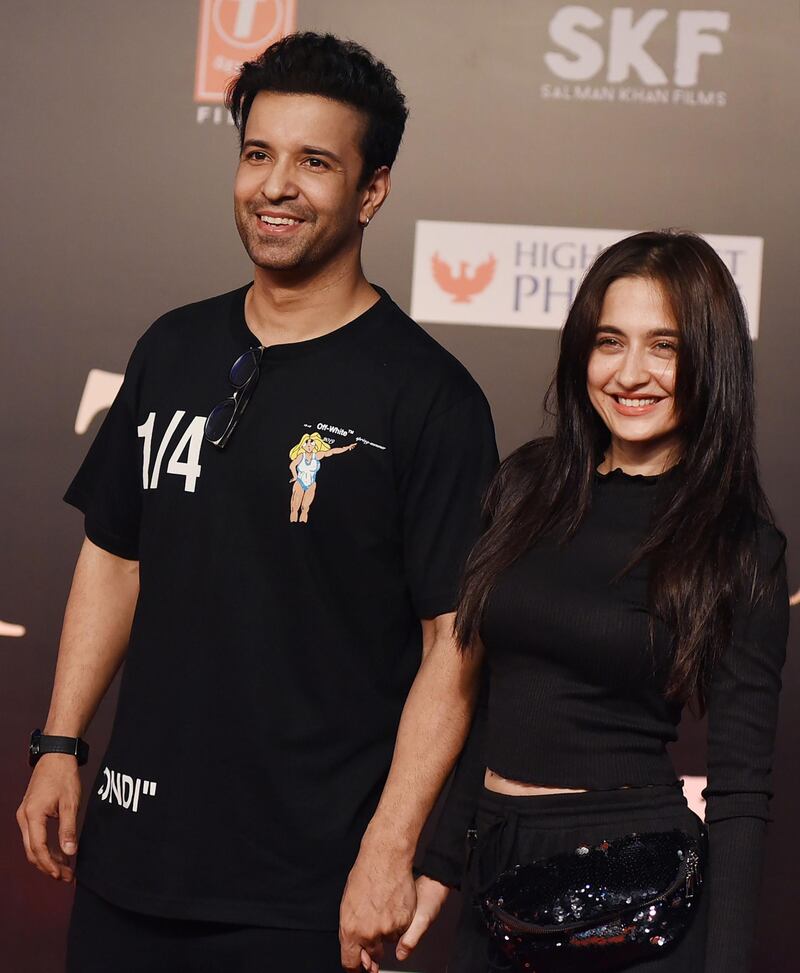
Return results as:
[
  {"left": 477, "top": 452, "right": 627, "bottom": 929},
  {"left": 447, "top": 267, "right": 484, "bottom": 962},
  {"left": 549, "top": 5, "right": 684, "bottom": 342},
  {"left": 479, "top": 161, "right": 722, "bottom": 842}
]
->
[{"left": 260, "top": 159, "right": 298, "bottom": 202}]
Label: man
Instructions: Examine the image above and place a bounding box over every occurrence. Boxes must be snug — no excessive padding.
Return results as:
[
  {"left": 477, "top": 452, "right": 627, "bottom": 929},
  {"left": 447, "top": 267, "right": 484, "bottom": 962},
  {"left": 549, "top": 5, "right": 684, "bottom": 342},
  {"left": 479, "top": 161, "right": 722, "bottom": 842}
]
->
[{"left": 16, "top": 32, "right": 496, "bottom": 973}]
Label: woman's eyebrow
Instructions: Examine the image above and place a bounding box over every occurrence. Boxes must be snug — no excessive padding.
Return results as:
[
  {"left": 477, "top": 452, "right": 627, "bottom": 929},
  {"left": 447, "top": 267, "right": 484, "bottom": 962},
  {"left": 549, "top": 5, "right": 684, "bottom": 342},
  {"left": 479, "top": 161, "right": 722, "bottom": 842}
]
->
[{"left": 595, "top": 324, "right": 679, "bottom": 338}]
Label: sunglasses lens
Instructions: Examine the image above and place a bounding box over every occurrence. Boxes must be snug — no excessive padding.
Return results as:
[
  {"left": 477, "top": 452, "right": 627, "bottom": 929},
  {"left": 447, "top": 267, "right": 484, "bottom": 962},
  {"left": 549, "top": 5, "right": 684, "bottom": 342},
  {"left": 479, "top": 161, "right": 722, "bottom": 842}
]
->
[
  {"left": 205, "top": 400, "right": 236, "bottom": 443},
  {"left": 230, "top": 349, "right": 259, "bottom": 388}
]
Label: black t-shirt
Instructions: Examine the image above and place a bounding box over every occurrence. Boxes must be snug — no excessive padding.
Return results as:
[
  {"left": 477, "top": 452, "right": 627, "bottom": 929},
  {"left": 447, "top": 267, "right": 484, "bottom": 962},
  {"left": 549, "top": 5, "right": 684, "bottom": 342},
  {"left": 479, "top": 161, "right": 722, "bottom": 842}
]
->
[{"left": 65, "top": 283, "right": 498, "bottom": 928}]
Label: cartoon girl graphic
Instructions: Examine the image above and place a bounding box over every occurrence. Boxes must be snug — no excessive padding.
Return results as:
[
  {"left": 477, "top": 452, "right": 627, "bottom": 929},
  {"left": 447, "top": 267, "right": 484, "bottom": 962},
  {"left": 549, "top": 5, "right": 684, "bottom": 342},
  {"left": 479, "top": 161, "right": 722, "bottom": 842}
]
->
[{"left": 288, "top": 433, "right": 357, "bottom": 523}]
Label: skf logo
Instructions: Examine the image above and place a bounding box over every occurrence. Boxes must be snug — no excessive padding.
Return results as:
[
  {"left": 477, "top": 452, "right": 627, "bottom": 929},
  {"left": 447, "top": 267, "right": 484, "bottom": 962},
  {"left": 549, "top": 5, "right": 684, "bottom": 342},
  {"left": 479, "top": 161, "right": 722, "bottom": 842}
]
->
[
  {"left": 98, "top": 766, "right": 158, "bottom": 814},
  {"left": 542, "top": 6, "right": 730, "bottom": 107},
  {"left": 432, "top": 253, "right": 496, "bottom": 303},
  {"left": 194, "top": 0, "right": 297, "bottom": 104}
]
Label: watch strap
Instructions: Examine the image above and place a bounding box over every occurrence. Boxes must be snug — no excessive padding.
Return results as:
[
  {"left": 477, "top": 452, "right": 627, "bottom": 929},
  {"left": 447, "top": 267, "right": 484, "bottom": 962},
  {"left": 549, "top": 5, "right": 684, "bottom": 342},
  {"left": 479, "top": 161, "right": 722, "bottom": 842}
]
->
[{"left": 29, "top": 729, "right": 89, "bottom": 767}]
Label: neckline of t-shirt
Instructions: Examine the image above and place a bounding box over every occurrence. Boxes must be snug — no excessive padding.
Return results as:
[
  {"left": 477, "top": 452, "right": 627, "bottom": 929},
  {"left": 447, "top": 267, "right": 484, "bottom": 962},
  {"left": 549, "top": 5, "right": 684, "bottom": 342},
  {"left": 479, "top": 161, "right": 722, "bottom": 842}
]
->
[
  {"left": 594, "top": 463, "right": 680, "bottom": 486},
  {"left": 228, "top": 282, "right": 389, "bottom": 359}
]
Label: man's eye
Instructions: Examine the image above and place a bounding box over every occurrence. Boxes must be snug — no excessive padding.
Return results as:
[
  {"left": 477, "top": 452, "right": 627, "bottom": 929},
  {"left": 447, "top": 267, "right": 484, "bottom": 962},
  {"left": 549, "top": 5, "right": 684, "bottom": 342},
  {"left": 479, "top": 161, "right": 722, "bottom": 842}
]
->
[
  {"left": 304, "top": 157, "right": 328, "bottom": 169},
  {"left": 246, "top": 151, "right": 267, "bottom": 161}
]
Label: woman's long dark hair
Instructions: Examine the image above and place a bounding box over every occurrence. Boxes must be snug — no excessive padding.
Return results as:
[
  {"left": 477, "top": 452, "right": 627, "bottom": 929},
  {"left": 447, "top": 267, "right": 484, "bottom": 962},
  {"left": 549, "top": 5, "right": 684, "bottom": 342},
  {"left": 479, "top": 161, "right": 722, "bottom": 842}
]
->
[{"left": 457, "top": 230, "right": 779, "bottom": 710}]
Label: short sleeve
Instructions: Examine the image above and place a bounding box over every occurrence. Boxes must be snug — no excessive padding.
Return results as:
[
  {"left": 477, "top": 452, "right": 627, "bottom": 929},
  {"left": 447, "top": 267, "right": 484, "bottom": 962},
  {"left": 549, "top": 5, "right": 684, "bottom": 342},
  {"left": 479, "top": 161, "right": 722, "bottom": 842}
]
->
[
  {"left": 702, "top": 526, "right": 789, "bottom": 972},
  {"left": 401, "top": 392, "right": 498, "bottom": 619},
  {"left": 64, "top": 342, "right": 146, "bottom": 560}
]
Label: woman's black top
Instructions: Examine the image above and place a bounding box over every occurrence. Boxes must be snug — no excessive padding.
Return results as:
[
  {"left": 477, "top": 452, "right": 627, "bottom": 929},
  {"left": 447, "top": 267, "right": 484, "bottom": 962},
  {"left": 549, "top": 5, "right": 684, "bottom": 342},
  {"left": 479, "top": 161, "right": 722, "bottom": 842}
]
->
[{"left": 421, "top": 467, "right": 789, "bottom": 973}]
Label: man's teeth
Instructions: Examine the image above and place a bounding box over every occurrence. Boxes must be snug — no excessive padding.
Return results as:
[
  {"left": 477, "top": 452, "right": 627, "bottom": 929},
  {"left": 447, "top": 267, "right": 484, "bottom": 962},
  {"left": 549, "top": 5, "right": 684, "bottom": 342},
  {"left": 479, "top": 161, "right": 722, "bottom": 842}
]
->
[
  {"left": 617, "top": 397, "right": 658, "bottom": 407},
  {"left": 260, "top": 216, "right": 300, "bottom": 225}
]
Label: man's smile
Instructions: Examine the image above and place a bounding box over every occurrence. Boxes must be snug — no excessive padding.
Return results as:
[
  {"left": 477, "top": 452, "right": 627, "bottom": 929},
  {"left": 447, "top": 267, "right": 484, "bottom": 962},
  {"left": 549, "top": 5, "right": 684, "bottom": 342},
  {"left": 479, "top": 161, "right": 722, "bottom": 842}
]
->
[{"left": 252, "top": 210, "right": 306, "bottom": 236}]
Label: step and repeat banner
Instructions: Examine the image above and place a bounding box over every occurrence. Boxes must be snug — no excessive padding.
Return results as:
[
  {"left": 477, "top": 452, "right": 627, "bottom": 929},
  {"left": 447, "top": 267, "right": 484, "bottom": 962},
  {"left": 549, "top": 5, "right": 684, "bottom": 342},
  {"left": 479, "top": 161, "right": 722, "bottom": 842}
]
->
[{"left": 2, "top": 1, "right": 797, "bottom": 969}]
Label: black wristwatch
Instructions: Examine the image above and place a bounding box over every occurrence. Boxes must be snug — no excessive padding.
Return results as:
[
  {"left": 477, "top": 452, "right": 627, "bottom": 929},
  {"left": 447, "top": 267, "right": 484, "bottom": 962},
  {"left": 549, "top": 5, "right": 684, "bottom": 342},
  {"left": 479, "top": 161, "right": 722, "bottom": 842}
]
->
[{"left": 29, "top": 729, "right": 89, "bottom": 767}]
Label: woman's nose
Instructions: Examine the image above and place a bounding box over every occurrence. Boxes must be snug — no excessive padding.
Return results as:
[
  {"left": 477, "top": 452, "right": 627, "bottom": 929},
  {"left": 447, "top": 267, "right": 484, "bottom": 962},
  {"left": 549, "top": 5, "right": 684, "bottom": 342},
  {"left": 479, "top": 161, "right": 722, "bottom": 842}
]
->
[{"left": 616, "top": 348, "right": 650, "bottom": 388}]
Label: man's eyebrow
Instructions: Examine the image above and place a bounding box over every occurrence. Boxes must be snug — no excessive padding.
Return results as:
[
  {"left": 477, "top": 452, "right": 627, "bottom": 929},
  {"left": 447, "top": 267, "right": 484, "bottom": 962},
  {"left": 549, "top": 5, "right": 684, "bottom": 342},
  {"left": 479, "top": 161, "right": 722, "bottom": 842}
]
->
[{"left": 300, "top": 145, "right": 342, "bottom": 163}]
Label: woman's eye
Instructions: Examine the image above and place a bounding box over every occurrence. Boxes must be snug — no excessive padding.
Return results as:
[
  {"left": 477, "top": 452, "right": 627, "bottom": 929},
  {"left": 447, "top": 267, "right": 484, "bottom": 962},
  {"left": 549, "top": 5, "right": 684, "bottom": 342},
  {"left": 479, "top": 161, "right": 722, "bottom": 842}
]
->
[
  {"left": 654, "top": 341, "right": 678, "bottom": 353},
  {"left": 595, "top": 336, "right": 620, "bottom": 348},
  {"left": 246, "top": 151, "right": 267, "bottom": 161}
]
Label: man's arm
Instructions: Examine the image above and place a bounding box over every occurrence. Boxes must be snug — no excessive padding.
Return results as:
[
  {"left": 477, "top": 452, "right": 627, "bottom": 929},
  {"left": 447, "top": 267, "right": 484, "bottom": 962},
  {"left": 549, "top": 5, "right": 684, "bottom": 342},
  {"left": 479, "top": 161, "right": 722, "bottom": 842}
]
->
[
  {"left": 339, "top": 613, "right": 483, "bottom": 972},
  {"left": 16, "top": 536, "right": 139, "bottom": 881}
]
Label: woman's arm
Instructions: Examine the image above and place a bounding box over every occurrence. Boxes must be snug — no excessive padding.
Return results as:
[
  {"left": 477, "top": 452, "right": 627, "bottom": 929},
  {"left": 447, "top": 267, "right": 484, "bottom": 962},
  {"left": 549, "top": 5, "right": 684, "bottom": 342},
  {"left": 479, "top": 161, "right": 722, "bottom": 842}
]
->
[{"left": 702, "top": 526, "right": 789, "bottom": 973}]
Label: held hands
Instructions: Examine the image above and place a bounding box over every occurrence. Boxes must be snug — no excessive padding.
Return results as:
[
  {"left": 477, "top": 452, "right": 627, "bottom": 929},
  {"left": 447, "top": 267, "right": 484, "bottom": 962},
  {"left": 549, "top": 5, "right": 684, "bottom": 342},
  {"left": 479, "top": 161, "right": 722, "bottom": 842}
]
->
[
  {"left": 16, "top": 754, "right": 82, "bottom": 882},
  {"left": 396, "top": 876, "right": 451, "bottom": 963},
  {"left": 339, "top": 840, "right": 451, "bottom": 973},
  {"left": 339, "top": 839, "right": 417, "bottom": 973}
]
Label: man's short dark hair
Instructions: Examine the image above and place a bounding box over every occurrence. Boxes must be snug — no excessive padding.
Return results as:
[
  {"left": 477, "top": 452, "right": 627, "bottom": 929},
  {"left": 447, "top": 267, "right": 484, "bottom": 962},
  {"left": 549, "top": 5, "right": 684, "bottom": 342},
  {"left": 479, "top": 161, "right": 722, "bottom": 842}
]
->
[{"left": 226, "top": 32, "right": 409, "bottom": 187}]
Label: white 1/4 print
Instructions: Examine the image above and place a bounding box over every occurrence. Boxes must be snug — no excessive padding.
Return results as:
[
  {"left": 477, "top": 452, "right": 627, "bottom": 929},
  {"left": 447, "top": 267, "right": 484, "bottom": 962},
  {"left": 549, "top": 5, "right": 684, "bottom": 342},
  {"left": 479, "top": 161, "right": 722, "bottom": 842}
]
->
[{"left": 137, "top": 411, "right": 206, "bottom": 493}]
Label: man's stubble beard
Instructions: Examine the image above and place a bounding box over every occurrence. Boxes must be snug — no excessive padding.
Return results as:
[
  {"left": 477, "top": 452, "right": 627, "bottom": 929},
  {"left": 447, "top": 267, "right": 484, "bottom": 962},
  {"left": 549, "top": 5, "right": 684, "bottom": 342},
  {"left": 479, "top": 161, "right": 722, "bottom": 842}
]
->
[{"left": 234, "top": 206, "right": 356, "bottom": 274}]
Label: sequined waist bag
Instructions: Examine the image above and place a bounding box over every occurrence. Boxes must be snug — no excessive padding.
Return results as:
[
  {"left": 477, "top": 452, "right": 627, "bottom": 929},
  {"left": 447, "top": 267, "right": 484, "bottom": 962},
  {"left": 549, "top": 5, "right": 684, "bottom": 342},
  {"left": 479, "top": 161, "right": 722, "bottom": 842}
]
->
[{"left": 480, "top": 828, "right": 705, "bottom": 972}]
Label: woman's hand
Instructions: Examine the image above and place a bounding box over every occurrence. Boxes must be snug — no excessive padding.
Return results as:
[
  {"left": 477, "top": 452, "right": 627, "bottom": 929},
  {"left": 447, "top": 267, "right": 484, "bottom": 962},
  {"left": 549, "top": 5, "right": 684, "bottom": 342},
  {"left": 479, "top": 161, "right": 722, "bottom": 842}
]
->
[{"left": 395, "top": 875, "right": 451, "bottom": 962}]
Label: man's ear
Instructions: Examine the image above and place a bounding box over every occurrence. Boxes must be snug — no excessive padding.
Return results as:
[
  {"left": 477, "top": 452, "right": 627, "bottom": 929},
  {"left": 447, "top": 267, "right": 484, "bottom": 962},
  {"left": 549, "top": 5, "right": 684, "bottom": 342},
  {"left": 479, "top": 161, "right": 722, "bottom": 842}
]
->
[{"left": 359, "top": 166, "right": 391, "bottom": 226}]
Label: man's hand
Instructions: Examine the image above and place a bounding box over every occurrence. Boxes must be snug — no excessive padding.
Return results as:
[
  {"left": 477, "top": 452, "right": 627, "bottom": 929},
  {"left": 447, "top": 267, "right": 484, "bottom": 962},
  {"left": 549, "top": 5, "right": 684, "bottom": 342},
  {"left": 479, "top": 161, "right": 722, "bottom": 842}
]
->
[
  {"left": 339, "top": 836, "right": 416, "bottom": 973},
  {"left": 339, "top": 615, "right": 482, "bottom": 970},
  {"left": 395, "top": 875, "right": 451, "bottom": 962},
  {"left": 16, "top": 754, "right": 82, "bottom": 882},
  {"left": 15, "top": 538, "right": 136, "bottom": 886}
]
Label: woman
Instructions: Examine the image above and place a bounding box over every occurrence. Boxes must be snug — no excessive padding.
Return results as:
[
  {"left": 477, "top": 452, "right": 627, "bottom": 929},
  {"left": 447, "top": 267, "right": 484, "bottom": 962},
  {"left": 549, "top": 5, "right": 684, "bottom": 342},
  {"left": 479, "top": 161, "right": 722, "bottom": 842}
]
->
[
  {"left": 401, "top": 230, "right": 789, "bottom": 972},
  {"left": 288, "top": 432, "right": 357, "bottom": 523}
]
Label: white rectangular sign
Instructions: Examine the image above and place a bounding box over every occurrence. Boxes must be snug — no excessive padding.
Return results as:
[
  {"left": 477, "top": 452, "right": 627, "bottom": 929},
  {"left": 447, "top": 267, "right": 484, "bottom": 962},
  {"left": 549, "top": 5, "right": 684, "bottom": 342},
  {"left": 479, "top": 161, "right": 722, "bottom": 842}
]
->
[{"left": 411, "top": 221, "right": 763, "bottom": 338}]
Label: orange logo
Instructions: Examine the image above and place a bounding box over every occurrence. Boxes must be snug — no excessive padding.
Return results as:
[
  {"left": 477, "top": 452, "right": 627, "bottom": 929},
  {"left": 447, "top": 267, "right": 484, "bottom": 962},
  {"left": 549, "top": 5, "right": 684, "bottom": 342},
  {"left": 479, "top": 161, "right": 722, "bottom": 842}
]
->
[
  {"left": 194, "top": 0, "right": 297, "bottom": 104},
  {"left": 432, "top": 253, "right": 496, "bottom": 303}
]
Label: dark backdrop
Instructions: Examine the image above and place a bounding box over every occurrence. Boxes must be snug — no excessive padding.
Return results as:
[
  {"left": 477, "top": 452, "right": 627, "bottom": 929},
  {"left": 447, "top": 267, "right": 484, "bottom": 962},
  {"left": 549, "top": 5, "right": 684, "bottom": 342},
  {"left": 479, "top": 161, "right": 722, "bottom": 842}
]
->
[{"left": 2, "top": 2, "right": 797, "bottom": 969}]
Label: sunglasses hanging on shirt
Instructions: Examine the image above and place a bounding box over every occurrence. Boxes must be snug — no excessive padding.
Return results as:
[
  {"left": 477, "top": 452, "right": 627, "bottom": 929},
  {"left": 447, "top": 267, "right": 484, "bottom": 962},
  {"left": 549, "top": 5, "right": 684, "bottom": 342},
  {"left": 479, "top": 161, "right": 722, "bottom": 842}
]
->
[{"left": 204, "top": 345, "right": 264, "bottom": 448}]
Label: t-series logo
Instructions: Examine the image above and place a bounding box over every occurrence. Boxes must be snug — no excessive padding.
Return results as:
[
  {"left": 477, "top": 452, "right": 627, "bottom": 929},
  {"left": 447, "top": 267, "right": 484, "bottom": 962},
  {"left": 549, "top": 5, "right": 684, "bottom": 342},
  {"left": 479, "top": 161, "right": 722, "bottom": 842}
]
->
[
  {"left": 542, "top": 6, "right": 730, "bottom": 107},
  {"left": 195, "top": 0, "right": 297, "bottom": 122}
]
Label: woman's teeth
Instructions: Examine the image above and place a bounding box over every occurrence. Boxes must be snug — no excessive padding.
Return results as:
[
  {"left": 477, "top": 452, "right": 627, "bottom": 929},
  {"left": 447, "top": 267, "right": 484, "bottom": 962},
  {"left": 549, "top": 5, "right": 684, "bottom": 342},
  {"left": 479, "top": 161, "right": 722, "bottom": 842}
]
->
[{"left": 617, "top": 397, "right": 658, "bottom": 407}]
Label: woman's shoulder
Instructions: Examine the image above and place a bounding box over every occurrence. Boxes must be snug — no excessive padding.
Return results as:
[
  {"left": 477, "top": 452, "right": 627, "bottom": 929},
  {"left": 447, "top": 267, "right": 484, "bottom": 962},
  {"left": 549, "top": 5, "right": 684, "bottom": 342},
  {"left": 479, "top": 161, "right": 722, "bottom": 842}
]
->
[
  {"left": 499, "top": 437, "right": 553, "bottom": 475},
  {"left": 484, "top": 437, "right": 552, "bottom": 516},
  {"left": 751, "top": 518, "right": 787, "bottom": 574},
  {"left": 730, "top": 516, "right": 788, "bottom": 623}
]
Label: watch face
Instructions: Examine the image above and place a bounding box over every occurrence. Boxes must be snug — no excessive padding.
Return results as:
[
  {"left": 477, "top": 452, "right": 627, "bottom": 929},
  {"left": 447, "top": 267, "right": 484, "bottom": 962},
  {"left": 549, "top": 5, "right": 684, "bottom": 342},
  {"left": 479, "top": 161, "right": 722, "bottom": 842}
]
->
[{"left": 28, "top": 730, "right": 42, "bottom": 766}]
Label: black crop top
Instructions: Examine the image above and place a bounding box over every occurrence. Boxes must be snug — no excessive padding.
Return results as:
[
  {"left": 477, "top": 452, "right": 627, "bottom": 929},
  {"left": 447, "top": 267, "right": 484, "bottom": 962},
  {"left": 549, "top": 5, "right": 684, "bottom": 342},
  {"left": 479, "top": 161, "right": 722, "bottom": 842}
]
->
[{"left": 420, "top": 467, "right": 789, "bottom": 973}]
